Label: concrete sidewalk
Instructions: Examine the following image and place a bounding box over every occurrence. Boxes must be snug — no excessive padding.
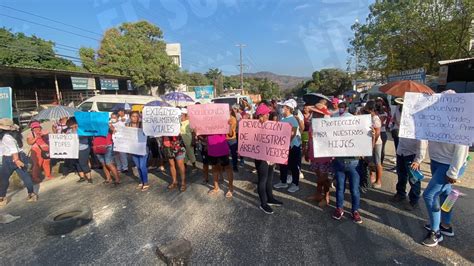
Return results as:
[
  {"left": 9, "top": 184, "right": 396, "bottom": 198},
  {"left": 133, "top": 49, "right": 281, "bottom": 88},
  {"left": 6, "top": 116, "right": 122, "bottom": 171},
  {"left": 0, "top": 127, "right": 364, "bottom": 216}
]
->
[{"left": 0, "top": 141, "right": 472, "bottom": 265}]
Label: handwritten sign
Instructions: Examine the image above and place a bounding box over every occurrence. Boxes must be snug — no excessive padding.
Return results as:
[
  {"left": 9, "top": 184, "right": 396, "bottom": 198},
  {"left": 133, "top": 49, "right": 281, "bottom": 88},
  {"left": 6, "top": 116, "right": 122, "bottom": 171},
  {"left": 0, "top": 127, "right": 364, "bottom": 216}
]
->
[
  {"left": 312, "top": 115, "right": 372, "bottom": 158},
  {"left": 49, "top": 134, "right": 79, "bottom": 159},
  {"left": 142, "top": 106, "right": 181, "bottom": 136},
  {"left": 75, "top": 112, "right": 109, "bottom": 136},
  {"left": 238, "top": 119, "right": 292, "bottom": 164},
  {"left": 188, "top": 103, "right": 230, "bottom": 135},
  {"left": 113, "top": 127, "right": 147, "bottom": 156},
  {"left": 399, "top": 92, "right": 474, "bottom": 145}
]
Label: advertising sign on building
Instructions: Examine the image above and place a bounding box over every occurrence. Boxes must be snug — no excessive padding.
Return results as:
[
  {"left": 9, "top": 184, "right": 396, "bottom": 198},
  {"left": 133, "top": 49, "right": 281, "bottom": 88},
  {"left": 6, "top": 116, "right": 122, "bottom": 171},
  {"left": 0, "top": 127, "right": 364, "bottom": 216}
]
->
[
  {"left": 194, "top": 86, "right": 214, "bottom": 99},
  {"left": 388, "top": 68, "right": 426, "bottom": 84},
  {"left": 71, "top": 77, "right": 96, "bottom": 90},
  {"left": 0, "top": 87, "right": 13, "bottom": 119},
  {"left": 100, "top": 78, "right": 119, "bottom": 90}
]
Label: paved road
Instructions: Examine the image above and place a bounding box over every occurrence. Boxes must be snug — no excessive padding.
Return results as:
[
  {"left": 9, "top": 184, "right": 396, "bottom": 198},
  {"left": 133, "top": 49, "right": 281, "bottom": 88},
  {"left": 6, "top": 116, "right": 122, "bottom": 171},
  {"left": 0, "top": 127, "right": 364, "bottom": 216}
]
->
[{"left": 1, "top": 141, "right": 473, "bottom": 265}]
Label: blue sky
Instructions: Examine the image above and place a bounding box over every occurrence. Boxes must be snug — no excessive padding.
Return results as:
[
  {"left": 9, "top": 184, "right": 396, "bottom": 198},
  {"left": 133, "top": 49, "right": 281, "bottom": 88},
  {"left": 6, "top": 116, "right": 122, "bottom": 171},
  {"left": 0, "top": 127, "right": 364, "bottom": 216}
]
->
[{"left": 0, "top": 0, "right": 373, "bottom": 77}]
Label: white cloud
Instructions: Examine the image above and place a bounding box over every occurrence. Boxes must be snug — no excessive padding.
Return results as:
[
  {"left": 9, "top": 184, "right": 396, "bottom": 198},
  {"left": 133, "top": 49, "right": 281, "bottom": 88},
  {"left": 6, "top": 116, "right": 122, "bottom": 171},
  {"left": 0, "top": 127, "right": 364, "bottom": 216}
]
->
[
  {"left": 276, "top": 39, "right": 289, "bottom": 44},
  {"left": 294, "top": 4, "right": 310, "bottom": 10}
]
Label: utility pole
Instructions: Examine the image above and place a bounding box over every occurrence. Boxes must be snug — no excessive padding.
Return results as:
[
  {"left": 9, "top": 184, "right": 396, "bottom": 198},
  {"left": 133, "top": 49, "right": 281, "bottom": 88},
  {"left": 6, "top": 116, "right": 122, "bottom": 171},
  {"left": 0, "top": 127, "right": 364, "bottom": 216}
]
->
[{"left": 236, "top": 44, "right": 246, "bottom": 94}]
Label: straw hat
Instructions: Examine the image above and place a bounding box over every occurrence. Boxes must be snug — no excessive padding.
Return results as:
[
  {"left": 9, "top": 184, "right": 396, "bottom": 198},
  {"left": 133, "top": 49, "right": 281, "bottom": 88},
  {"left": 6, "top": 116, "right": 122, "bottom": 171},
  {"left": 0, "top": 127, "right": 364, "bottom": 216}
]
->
[
  {"left": 0, "top": 118, "right": 19, "bottom": 131},
  {"left": 394, "top": 98, "right": 404, "bottom": 105}
]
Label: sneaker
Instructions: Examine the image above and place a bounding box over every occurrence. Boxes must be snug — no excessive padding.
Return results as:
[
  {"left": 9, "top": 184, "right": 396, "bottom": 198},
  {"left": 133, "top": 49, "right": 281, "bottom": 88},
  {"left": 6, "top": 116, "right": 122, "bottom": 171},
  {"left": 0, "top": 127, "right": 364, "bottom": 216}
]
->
[
  {"left": 286, "top": 174, "right": 292, "bottom": 184},
  {"left": 352, "top": 211, "right": 363, "bottom": 224},
  {"left": 422, "top": 231, "right": 443, "bottom": 247},
  {"left": 267, "top": 199, "right": 283, "bottom": 206},
  {"left": 332, "top": 208, "right": 344, "bottom": 220},
  {"left": 77, "top": 177, "right": 86, "bottom": 183},
  {"left": 27, "top": 193, "right": 38, "bottom": 202},
  {"left": 259, "top": 204, "right": 274, "bottom": 214},
  {"left": 424, "top": 224, "right": 454, "bottom": 237},
  {"left": 273, "top": 182, "right": 289, "bottom": 189},
  {"left": 287, "top": 184, "right": 300, "bottom": 193}
]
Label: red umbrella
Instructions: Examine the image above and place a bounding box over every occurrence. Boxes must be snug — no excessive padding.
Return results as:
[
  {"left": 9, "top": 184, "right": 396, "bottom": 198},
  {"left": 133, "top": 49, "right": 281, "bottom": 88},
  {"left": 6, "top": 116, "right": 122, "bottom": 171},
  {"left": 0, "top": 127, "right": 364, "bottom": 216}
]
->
[{"left": 379, "top": 80, "right": 434, "bottom": 97}]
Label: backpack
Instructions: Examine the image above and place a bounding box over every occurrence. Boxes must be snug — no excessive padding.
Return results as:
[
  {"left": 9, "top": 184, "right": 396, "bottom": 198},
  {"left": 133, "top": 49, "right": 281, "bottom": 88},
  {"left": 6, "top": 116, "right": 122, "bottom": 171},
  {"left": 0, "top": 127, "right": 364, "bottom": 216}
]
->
[{"left": 92, "top": 133, "right": 112, "bottom": 155}]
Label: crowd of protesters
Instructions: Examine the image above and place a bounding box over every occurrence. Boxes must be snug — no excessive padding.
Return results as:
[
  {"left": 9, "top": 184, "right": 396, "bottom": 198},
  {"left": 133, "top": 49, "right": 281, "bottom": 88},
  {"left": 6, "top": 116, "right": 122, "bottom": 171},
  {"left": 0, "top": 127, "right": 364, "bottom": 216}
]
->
[{"left": 0, "top": 92, "right": 470, "bottom": 248}]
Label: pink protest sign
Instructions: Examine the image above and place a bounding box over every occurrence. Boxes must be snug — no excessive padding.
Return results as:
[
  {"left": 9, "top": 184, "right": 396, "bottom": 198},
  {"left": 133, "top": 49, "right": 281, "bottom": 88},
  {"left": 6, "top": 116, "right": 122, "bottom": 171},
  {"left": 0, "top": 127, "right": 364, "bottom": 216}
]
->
[
  {"left": 238, "top": 119, "right": 292, "bottom": 164},
  {"left": 188, "top": 103, "right": 230, "bottom": 135}
]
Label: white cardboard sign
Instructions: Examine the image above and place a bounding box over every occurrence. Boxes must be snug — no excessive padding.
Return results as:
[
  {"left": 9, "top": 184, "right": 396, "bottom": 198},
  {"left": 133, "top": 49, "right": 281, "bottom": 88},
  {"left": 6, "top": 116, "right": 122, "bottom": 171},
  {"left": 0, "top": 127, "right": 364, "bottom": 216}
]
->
[
  {"left": 311, "top": 115, "right": 372, "bottom": 158},
  {"left": 113, "top": 127, "right": 147, "bottom": 156},
  {"left": 49, "top": 134, "right": 79, "bottom": 159},
  {"left": 142, "top": 106, "right": 181, "bottom": 137},
  {"left": 399, "top": 92, "right": 474, "bottom": 145}
]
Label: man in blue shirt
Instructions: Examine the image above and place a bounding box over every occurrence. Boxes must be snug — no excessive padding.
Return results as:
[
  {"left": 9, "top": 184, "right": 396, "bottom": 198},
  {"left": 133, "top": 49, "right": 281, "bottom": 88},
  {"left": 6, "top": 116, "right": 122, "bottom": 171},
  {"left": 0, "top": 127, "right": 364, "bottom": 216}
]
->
[{"left": 273, "top": 100, "right": 302, "bottom": 193}]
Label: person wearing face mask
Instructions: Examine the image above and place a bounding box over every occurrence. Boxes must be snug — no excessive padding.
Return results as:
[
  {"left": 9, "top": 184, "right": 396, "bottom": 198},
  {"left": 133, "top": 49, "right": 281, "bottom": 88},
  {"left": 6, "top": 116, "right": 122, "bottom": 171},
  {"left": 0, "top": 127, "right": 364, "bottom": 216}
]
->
[
  {"left": 110, "top": 113, "right": 129, "bottom": 173},
  {"left": 332, "top": 102, "right": 351, "bottom": 118}
]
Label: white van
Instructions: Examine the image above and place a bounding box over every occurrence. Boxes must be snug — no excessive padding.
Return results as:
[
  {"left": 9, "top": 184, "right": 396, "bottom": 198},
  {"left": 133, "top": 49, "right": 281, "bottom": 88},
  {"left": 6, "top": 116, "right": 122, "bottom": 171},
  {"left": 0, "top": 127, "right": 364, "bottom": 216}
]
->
[
  {"left": 77, "top": 94, "right": 162, "bottom": 112},
  {"left": 211, "top": 95, "right": 253, "bottom": 107}
]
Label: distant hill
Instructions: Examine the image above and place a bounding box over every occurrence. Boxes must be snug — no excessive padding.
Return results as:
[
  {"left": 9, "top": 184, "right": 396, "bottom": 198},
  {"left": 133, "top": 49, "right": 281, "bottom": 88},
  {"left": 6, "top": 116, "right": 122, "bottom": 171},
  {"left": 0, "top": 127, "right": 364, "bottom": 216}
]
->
[{"left": 234, "top": 71, "right": 310, "bottom": 90}]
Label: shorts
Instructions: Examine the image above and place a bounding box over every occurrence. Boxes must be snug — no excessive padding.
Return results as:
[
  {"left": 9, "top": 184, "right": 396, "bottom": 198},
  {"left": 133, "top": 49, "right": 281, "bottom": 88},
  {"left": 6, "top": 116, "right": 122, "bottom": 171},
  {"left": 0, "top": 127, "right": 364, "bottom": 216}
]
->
[
  {"left": 164, "top": 147, "right": 186, "bottom": 161},
  {"left": 310, "top": 161, "right": 332, "bottom": 175},
  {"left": 372, "top": 144, "right": 382, "bottom": 165},
  {"left": 96, "top": 145, "right": 114, "bottom": 165},
  {"left": 208, "top": 155, "right": 230, "bottom": 167},
  {"left": 201, "top": 149, "right": 209, "bottom": 165}
]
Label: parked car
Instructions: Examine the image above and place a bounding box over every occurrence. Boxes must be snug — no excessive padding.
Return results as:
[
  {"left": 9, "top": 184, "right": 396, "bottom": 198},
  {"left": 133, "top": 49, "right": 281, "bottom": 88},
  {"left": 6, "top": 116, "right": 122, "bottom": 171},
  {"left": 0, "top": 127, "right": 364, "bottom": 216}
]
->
[
  {"left": 77, "top": 95, "right": 162, "bottom": 112},
  {"left": 211, "top": 95, "right": 254, "bottom": 108}
]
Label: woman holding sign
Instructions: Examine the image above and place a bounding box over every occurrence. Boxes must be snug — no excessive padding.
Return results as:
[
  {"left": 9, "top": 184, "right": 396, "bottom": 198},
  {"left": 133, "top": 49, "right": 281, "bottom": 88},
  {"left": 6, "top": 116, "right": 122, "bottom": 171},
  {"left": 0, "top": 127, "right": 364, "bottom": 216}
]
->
[
  {"left": 253, "top": 103, "right": 283, "bottom": 214},
  {"left": 163, "top": 135, "right": 187, "bottom": 192},
  {"left": 27, "top": 121, "right": 52, "bottom": 182},
  {"left": 126, "top": 111, "right": 149, "bottom": 191}
]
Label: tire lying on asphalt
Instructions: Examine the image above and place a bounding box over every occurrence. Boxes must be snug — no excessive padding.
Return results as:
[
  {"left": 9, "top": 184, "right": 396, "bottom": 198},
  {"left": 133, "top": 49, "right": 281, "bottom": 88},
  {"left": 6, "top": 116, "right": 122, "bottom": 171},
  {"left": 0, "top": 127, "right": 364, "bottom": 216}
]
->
[{"left": 43, "top": 206, "right": 93, "bottom": 235}]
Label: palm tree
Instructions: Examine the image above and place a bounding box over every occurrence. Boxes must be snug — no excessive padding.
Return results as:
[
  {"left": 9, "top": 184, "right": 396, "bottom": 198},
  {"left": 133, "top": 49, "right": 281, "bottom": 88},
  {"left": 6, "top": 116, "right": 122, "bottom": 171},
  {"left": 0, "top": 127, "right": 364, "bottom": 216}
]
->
[{"left": 205, "top": 68, "right": 222, "bottom": 96}]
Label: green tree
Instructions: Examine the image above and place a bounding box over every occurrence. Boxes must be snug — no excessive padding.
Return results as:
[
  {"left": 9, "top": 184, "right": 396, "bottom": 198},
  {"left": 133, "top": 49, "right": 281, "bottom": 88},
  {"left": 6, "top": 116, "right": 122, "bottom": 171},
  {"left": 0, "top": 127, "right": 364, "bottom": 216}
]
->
[
  {"left": 290, "top": 69, "right": 351, "bottom": 97},
  {"left": 348, "top": 0, "right": 474, "bottom": 75},
  {"left": 205, "top": 68, "right": 223, "bottom": 95},
  {"left": 0, "top": 28, "right": 79, "bottom": 70},
  {"left": 79, "top": 21, "right": 179, "bottom": 94},
  {"left": 179, "top": 71, "right": 210, "bottom": 86}
]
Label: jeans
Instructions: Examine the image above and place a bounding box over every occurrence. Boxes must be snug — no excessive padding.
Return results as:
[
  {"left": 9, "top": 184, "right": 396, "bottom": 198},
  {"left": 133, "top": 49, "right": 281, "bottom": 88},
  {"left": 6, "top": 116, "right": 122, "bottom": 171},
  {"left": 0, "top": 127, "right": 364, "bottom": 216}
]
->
[
  {"left": 132, "top": 154, "right": 149, "bottom": 185},
  {"left": 396, "top": 154, "right": 421, "bottom": 204},
  {"left": 423, "top": 160, "right": 453, "bottom": 232},
  {"left": 333, "top": 159, "right": 361, "bottom": 212},
  {"left": 380, "top": 132, "right": 388, "bottom": 163},
  {"left": 114, "top": 152, "right": 128, "bottom": 171},
  {"left": 0, "top": 153, "right": 34, "bottom": 197},
  {"left": 255, "top": 160, "right": 276, "bottom": 206},
  {"left": 228, "top": 139, "right": 238, "bottom": 168},
  {"left": 279, "top": 145, "right": 301, "bottom": 185}
]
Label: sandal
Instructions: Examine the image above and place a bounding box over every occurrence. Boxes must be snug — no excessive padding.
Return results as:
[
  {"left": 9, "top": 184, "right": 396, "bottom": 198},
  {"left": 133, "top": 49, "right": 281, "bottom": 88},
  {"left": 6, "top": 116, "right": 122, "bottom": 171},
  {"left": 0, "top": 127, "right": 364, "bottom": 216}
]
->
[
  {"left": 136, "top": 184, "right": 143, "bottom": 190},
  {"left": 168, "top": 183, "right": 178, "bottom": 190},
  {"left": 208, "top": 189, "right": 219, "bottom": 196},
  {"left": 225, "top": 191, "right": 233, "bottom": 198},
  {"left": 103, "top": 180, "right": 112, "bottom": 185},
  {"left": 141, "top": 185, "right": 150, "bottom": 192},
  {"left": 180, "top": 184, "right": 187, "bottom": 192}
]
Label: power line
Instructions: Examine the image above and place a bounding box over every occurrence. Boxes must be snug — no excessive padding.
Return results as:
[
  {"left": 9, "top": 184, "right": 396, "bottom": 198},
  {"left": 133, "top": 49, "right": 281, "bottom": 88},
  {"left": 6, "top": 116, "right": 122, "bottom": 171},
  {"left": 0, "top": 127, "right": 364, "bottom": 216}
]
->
[
  {"left": 0, "top": 14, "right": 101, "bottom": 41},
  {"left": 0, "top": 4, "right": 102, "bottom": 37},
  {"left": 0, "top": 44, "right": 83, "bottom": 63}
]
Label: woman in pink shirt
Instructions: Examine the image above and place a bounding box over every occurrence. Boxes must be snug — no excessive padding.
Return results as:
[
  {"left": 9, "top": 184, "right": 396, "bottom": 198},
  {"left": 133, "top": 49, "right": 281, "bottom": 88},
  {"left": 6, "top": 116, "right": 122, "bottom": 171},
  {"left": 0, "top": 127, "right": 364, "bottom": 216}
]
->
[{"left": 207, "top": 133, "right": 234, "bottom": 197}]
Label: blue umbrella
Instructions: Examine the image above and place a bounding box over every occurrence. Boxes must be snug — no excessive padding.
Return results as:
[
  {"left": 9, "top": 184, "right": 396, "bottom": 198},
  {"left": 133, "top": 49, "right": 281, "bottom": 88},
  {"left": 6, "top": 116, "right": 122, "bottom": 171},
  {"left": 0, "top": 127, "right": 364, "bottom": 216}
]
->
[
  {"left": 162, "top": 92, "right": 194, "bottom": 106},
  {"left": 34, "top": 106, "right": 80, "bottom": 120},
  {"left": 145, "top": 100, "right": 172, "bottom": 107}
]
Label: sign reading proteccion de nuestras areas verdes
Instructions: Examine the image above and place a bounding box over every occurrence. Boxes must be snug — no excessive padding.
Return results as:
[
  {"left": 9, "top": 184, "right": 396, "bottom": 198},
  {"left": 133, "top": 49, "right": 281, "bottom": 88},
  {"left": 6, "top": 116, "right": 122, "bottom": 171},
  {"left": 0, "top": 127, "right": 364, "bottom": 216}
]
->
[
  {"left": 399, "top": 92, "right": 474, "bottom": 145},
  {"left": 238, "top": 119, "right": 292, "bottom": 164},
  {"left": 142, "top": 106, "right": 181, "bottom": 137},
  {"left": 311, "top": 115, "right": 372, "bottom": 158},
  {"left": 188, "top": 103, "right": 230, "bottom": 135},
  {"left": 49, "top": 134, "right": 79, "bottom": 159}
]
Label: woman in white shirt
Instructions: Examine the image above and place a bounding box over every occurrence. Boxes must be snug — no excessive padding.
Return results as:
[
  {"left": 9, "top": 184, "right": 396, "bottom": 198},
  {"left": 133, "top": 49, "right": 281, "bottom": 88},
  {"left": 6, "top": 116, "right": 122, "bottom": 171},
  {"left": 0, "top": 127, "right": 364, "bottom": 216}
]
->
[{"left": 0, "top": 118, "right": 37, "bottom": 206}]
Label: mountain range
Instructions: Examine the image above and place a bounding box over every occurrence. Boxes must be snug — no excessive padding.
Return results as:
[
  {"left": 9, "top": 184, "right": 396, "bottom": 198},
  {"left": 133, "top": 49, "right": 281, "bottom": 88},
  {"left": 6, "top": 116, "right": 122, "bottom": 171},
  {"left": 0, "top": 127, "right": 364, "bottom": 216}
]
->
[{"left": 234, "top": 71, "right": 310, "bottom": 90}]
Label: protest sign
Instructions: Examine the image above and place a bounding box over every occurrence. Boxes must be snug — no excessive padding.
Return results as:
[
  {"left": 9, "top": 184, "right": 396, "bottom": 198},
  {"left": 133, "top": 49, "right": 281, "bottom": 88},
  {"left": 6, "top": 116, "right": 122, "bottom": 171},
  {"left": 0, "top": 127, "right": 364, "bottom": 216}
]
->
[
  {"left": 113, "top": 127, "right": 147, "bottom": 155},
  {"left": 311, "top": 115, "right": 372, "bottom": 158},
  {"left": 49, "top": 134, "right": 79, "bottom": 159},
  {"left": 188, "top": 103, "right": 230, "bottom": 135},
  {"left": 75, "top": 112, "right": 109, "bottom": 136},
  {"left": 0, "top": 87, "right": 13, "bottom": 119},
  {"left": 142, "top": 106, "right": 181, "bottom": 136},
  {"left": 237, "top": 119, "right": 292, "bottom": 164},
  {"left": 399, "top": 92, "right": 474, "bottom": 145}
]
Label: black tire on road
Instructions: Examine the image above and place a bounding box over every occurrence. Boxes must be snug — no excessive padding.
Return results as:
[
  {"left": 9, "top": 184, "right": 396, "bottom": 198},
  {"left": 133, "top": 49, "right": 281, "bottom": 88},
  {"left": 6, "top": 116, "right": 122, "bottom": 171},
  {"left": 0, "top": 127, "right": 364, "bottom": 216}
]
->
[{"left": 43, "top": 206, "right": 93, "bottom": 235}]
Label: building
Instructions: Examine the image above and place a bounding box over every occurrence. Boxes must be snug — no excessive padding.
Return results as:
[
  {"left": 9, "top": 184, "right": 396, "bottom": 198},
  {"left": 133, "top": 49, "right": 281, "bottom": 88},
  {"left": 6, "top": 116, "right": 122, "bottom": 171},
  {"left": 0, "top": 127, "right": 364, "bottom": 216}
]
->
[
  {"left": 438, "top": 57, "right": 474, "bottom": 93},
  {"left": 166, "top": 43, "right": 182, "bottom": 68}
]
